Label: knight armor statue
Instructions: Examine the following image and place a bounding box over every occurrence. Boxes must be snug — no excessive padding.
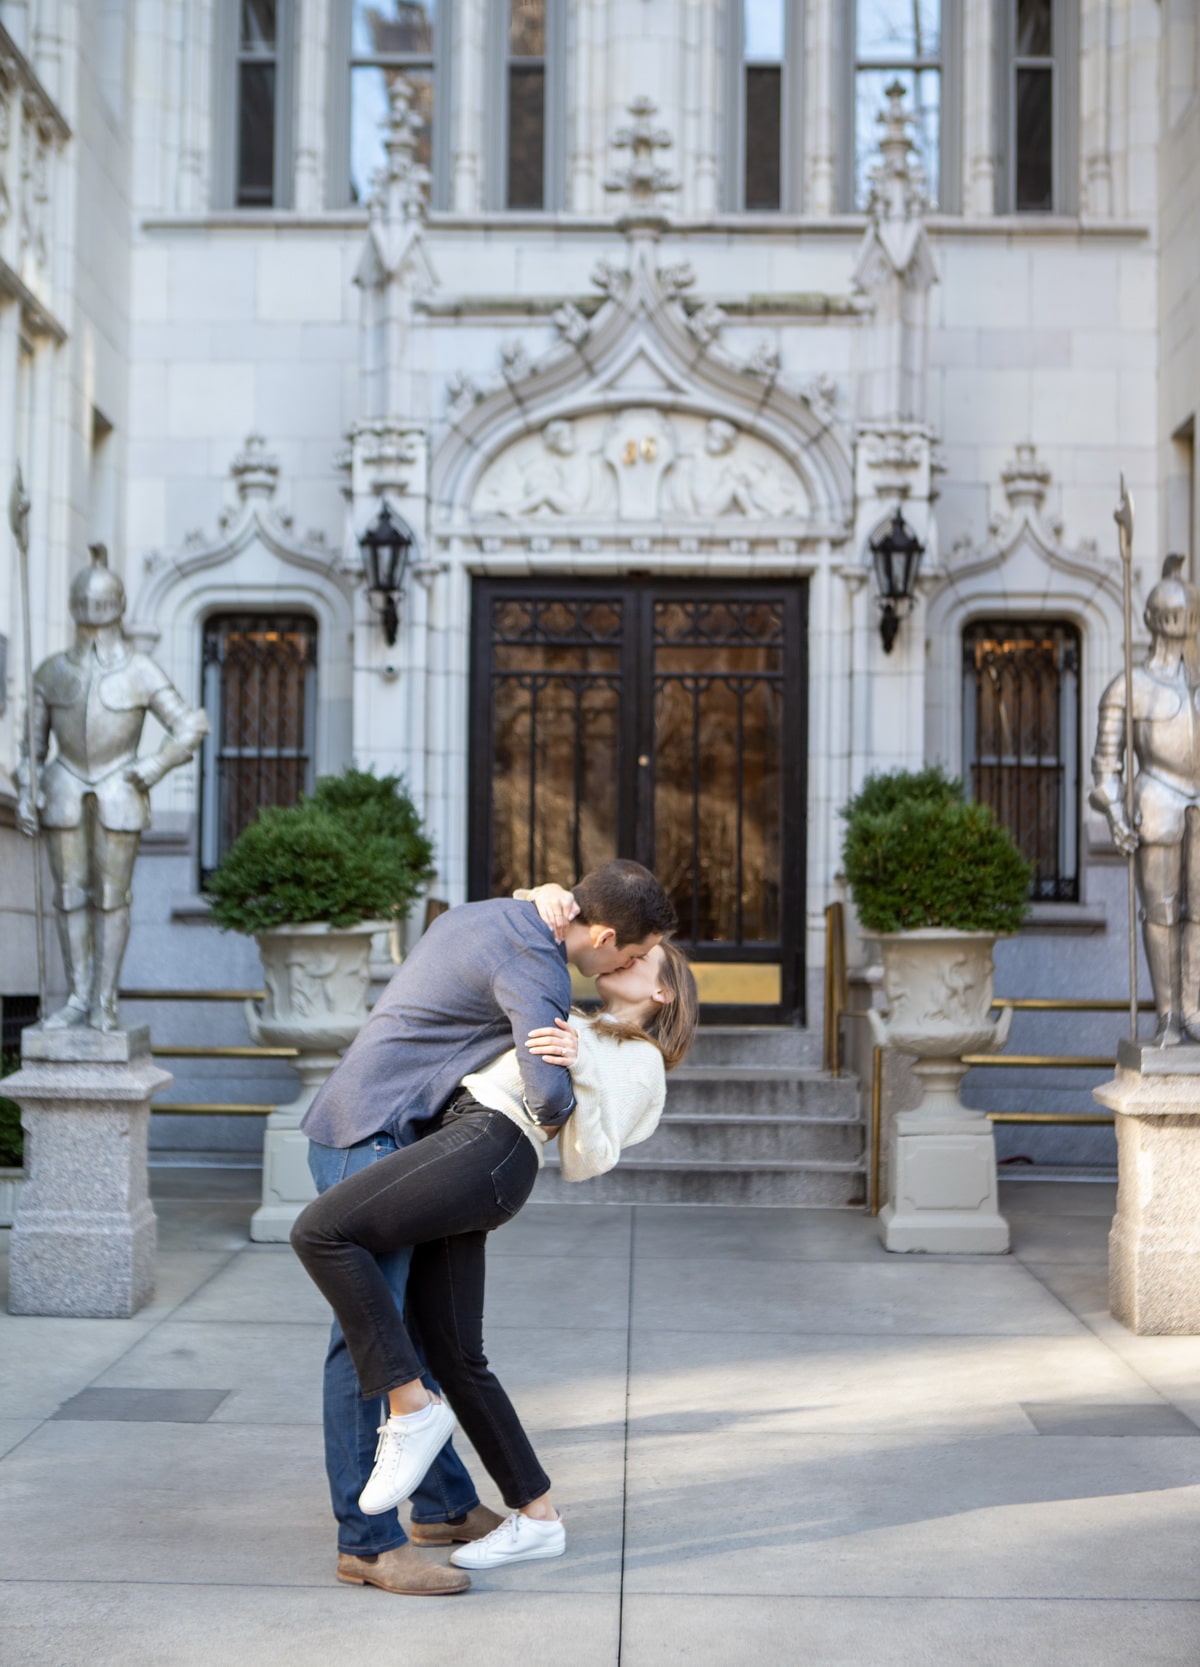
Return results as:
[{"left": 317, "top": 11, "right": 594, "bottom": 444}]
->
[
  {"left": 1091, "top": 554, "right": 1200, "bottom": 1045},
  {"left": 16, "top": 547, "right": 209, "bottom": 1032}
]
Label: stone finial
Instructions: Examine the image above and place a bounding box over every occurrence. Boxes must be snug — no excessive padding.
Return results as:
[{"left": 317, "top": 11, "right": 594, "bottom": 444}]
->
[
  {"left": 231, "top": 434, "right": 281, "bottom": 501},
  {"left": 1001, "top": 443, "right": 1051, "bottom": 514},
  {"left": 604, "top": 96, "right": 679, "bottom": 209},
  {"left": 375, "top": 75, "right": 430, "bottom": 225},
  {"left": 866, "top": 81, "right": 928, "bottom": 222}
]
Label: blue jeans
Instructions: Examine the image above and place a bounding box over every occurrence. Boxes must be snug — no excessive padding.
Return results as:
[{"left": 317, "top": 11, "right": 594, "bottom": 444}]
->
[{"left": 307, "top": 1131, "right": 480, "bottom": 1556}]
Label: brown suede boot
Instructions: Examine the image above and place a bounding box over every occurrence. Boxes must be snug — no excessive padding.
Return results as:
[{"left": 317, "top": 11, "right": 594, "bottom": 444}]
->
[
  {"left": 336, "top": 1544, "right": 470, "bottom": 1595},
  {"left": 409, "top": 1505, "right": 506, "bottom": 1547}
]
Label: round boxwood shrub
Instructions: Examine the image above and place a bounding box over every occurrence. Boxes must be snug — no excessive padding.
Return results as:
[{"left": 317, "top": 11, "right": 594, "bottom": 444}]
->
[
  {"left": 841, "top": 767, "right": 1032, "bottom": 936},
  {"left": 205, "top": 768, "right": 434, "bottom": 936}
]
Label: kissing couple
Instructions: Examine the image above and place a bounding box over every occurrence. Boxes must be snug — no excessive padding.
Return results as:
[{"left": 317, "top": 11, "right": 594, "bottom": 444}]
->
[{"left": 291, "top": 858, "right": 698, "bottom": 1595}]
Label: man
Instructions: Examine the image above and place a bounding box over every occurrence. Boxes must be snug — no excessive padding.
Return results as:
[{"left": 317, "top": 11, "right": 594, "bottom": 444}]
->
[{"left": 301, "top": 858, "right": 677, "bottom": 1595}]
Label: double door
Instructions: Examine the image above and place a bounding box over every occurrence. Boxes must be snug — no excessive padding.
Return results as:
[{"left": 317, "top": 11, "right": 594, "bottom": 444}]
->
[{"left": 469, "top": 578, "right": 807, "bottom": 1021}]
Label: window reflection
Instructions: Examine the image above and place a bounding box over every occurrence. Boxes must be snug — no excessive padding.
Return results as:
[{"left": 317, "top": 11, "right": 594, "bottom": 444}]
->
[
  {"left": 507, "top": 0, "right": 546, "bottom": 208},
  {"left": 742, "top": 0, "right": 784, "bottom": 210},
  {"left": 1013, "top": 0, "right": 1055, "bottom": 211},
  {"left": 853, "top": 0, "right": 941, "bottom": 207},
  {"left": 350, "top": 1, "right": 436, "bottom": 204}
]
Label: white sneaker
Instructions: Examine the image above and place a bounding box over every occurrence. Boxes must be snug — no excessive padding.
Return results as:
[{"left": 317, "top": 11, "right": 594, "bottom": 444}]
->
[
  {"left": 449, "top": 1511, "right": 566, "bottom": 1569},
  {"left": 358, "top": 1401, "right": 457, "bottom": 1516}
]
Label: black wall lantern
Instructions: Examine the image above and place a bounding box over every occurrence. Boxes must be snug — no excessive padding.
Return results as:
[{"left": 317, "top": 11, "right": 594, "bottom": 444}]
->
[
  {"left": 359, "top": 501, "right": 414, "bottom": 648},
  {"left": 869, "top": 507, "right": 925, "bottom": 654}
]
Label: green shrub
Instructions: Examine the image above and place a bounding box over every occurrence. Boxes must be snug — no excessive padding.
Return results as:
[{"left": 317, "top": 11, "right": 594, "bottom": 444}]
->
[
  {"left": 0, "top": 1048, "right": 22, "bottom": 1169},
  {"left": 205, "top": 768, "right": 434, "bottom": 936},
  {"left": 842, "top": 769, "right": 1032, "bottom": 936},
  {"left": 841, "top": 763, "right": 963, "bottom": 823}
]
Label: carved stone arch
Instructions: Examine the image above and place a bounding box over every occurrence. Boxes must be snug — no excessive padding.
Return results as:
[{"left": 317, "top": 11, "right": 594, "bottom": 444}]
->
[
  {"left": 430, "top": 243, "right": 855, "bottom": 552},
  {"left": 924, "top": 447, "right": 1124, "bottom": 787},
  {"left": 127, "top": 437, "right": 356, "bottom": 816}
]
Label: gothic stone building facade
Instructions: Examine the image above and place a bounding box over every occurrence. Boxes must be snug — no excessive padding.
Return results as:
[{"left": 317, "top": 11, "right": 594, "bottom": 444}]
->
[{"left": 0, "top": 0, "right": 1197, "bottom": 1156}]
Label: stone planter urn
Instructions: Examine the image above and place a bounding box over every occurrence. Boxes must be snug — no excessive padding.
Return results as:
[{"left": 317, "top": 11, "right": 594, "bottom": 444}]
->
[
  {"left": 870, "top": 929, "right": 1013, "bottom": 1254},
  {"left": 0, "top": 1167, "right": 23, "bottom": 1229},
  {"left": 248, "top": 921, "right": 385, "bottom": 1242}
]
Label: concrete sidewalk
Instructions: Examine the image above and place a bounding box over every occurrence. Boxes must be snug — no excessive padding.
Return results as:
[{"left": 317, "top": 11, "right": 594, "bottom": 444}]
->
[{"left": 2, "top": 1175, "right": 1200, "bottom": 1666}]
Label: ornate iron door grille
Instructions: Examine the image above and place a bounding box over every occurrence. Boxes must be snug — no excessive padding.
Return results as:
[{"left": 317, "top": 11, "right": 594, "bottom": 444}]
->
[
  {"left": 199, "top": 613, "right": 318, "bottom": 881},
  {"left": 470, "top": 579, "right": 807, "bottom": 1021},
  {"left": 962, "top": 618, "right": 1081, "bottom": 901}
]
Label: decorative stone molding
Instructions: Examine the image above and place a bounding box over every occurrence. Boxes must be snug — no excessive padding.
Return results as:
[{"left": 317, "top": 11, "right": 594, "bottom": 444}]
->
[
  {"left": 603, "top": 97, "right": 679, "bottom": 210},
  {"left": 433, "top": 241, "right": 854, "bottom": 561},
  {"left": 999, "top": 442, "right": 1052, "bottom": 517},
  {"left": 865, "top": 80, "right": 929, "bottom": 224},
  {"left": 552, "top": 301, "right": 591, "bottom": 347},
  {"left": 348, "top": 418, "right": 427, "bottom": 504},
  {"left": 230, "top": 434, "right": 281, "bottom": 502}
]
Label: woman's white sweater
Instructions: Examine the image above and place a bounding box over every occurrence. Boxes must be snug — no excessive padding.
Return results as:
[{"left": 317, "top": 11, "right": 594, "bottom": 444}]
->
[{"left": 461, "top": 1015, "right": 666, "bottom": 1182}]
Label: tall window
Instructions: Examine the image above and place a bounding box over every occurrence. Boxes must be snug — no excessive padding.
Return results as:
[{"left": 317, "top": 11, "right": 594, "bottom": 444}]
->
[
  {"left": 199, "top": 615, "right": 318, "bottom": 879},
  {"left": 1011, "top": 0, "right": 1053, "bottom": 210},
  {"left": 506, "top": 1, "right": 545, "bottom": 208},
  {"left": 349, "top": 1, "right": 437, "bottom": 205},
  {"left": 851, "top": 0, "right": 942, "bottom": 207},
  {"left": 234, "top": 1, "right": 292, "bottom": 206},
  {"left": 962, "top": 620, "right": 1080, "bottom": 902},
  {"left": 727, "top": 1, "right": 800, "bottom": 211},
  {"left": 999, "top": 0, "right": 1077, "bottom": 213},
  {"left": 743, "top": 1, "right": 784, "bottom": 210},
  {"left": 217, "top": 0, "right": 293, "bottom": 208}
]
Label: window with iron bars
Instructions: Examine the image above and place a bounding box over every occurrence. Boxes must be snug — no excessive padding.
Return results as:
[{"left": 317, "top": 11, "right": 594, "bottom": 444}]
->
[
  {"left": 199, "top": 614, "right": 318, "bottom": 882},
  {"left": 962, "top": 619, "right": 1080, "bottom": 902}
]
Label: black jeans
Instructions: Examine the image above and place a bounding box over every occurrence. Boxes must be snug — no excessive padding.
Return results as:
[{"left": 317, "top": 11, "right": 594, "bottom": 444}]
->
[{"left": 291, "top": 1098, "right": 549, "bottom": 1510}]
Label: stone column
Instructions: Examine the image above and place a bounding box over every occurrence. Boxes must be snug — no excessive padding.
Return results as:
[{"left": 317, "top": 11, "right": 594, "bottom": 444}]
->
[
  {"left": 5, "top": 1027, "right": 169, "bottom": 1318},
  {"left": 1094, "top": 1042, "right": 1200, "bottom": 1334}
]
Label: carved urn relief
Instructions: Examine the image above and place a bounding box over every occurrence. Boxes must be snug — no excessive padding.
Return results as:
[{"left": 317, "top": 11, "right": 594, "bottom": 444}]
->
[
  {"left": 869, "top": 929, "right": 1013, "bottom": 1254},
  {"left": 247, "top": 922, "right": 384, "bottom": 1242}
]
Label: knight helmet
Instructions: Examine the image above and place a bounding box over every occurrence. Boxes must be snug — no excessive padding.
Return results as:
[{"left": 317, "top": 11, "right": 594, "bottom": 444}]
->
[
  {"left": 68, "top": 544, "right": 126, "bottom": 628},
  {"left": 1144, "top": 554, "right": 1200, "bottom": 641}
]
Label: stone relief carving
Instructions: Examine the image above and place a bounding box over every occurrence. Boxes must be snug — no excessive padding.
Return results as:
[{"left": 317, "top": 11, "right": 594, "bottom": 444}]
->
[{"left": 474, "top": 410, "right": 810, "bottom": 523}]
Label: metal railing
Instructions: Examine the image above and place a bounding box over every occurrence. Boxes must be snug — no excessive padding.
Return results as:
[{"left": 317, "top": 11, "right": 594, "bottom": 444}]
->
[
  {"left": 823, "top": 902, "right": 1143, "bottom": 1215},
  {"left": 116, "top": 986, "right": 284, "bottom": 1117}
]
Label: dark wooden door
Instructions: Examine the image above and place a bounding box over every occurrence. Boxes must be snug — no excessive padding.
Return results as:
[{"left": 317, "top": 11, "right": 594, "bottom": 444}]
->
[{"left": 469, "top": 578, "right": 807, "bottom": 1022}]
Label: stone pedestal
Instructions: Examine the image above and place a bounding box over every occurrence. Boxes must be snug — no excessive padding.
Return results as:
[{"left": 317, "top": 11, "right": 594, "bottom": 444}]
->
[
  {"left": 250, "top": 1054, "right": 326, "bottom": 1242},
  {"left": 870, "top": 930, "right": 1012, "bottom": 1255},
  {"left": 1094, "top": 1042, "right": 1200, "bottom": 1334},
  {"left": 245, "top": 922, "right": 379, "bottom": 1242},
  {"left": 878, "top": 1059, "right": 1011, "bottom": 1254},
  {"left": 5, "top": 1026, "right": 170, "bottom": 1318}
]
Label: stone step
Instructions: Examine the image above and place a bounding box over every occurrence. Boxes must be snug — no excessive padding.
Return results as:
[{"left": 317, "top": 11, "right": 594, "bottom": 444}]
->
[
  {"left": 666, "top": 1066, "right": 860, "bottom": 1119},
  {"left": 645, "top": 1112, "right": 863, "bottom": 1164},
  {"left": 686, "top": 1026, "right": 823, "bottom": 1067},
  {"left": 535, "top": 1156, "right": 865, "bottom": 1208}
]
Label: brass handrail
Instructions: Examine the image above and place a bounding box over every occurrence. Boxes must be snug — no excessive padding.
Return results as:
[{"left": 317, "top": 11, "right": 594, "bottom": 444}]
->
[
  {"left": 121, "top": 988, "right": 266, "bottom": 1003},
  {"left": 151, "top": 1103, "right": 274, "bottom": 1115},
  {"left": 151, "top": 1045, "right": 299, "bottom": 1059}
]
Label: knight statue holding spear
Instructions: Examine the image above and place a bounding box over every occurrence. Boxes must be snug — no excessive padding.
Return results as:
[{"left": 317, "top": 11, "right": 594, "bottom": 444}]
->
[
  {"left": 14, "top": 544, "right": 209, "bottom": 1033},
  {"left": 1091, "top": 542, "right": 1200, "bottom": 1046}
]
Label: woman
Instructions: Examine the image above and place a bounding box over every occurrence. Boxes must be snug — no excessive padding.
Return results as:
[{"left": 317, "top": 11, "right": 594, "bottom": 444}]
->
[{"left": 291, "top": 907, "right": 697, "bottom": 1574}]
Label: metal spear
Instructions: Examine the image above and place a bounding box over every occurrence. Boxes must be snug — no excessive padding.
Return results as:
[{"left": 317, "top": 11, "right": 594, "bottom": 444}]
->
[
  {"left": 9, "top": 464, "right": 47, "bottom": 1025},
  {"left": 1114, "top": 473, "right": 1137, "bottom": 1041}
]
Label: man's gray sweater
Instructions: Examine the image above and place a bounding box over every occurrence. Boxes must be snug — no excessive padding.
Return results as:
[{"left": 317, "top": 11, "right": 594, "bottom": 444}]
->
[{"left": 301, "top": 896, "right": 575, "bottom": 1149}]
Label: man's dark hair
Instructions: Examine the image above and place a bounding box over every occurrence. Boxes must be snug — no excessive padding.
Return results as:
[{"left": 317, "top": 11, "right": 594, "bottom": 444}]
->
[{"left": 573, "top": 859, "right": 677, "bottom": 946}]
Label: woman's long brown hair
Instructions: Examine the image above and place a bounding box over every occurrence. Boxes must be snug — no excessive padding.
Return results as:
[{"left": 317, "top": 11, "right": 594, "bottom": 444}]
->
[{"left": 589, "top": 940, "right": 699, "bottom": 1070}]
